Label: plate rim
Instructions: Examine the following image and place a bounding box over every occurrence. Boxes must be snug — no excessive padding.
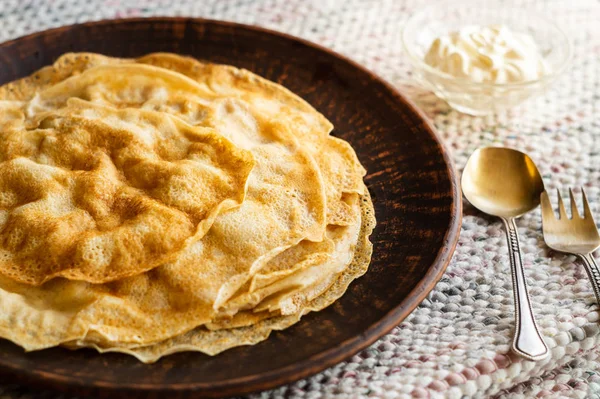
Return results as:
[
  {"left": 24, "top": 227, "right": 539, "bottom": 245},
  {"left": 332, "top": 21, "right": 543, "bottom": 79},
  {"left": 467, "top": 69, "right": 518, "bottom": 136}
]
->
[{"left": 0, "top": 16, "right": 463, "bottom": 396}]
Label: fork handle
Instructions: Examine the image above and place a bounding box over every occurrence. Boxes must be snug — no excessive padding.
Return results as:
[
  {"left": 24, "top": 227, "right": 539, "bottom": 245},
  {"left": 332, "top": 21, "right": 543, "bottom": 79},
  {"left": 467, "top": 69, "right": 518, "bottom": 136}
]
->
[
  {"left": 579, "top": 253, "right": 600, "bottom": 305},
  {"left": 502, "top": 217, "right": 549, "bottom": 361}
]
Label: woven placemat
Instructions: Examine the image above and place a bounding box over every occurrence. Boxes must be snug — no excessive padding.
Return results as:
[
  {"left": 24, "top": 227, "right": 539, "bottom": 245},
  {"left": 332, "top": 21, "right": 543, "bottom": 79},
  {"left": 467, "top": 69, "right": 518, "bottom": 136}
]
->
[{"left": 1, "top": 0, "right": 599, "bottom": 397}]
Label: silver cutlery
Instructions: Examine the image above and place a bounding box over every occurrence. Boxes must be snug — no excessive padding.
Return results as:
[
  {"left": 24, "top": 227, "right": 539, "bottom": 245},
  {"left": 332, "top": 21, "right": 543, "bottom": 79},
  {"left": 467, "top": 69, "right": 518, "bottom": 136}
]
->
[
  {"left": 541, "top": 188, "right": 600, "bottom": 304},
  {"left": 462, "top": 147, "right": 549, "bottom": 361}
]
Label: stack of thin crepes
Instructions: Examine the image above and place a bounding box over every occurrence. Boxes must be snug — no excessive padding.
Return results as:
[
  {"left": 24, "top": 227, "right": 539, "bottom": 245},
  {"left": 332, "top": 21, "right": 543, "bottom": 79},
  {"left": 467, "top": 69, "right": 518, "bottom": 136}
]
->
[{"left": 0, "top": 53, "right": 375, "bottom": 363}]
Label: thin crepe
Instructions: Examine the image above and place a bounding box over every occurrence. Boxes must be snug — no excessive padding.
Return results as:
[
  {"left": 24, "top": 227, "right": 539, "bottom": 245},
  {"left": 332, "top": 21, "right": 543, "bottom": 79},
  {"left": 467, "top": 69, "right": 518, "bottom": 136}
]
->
[
  {"left": 0, "top": 99, "right": 254, "bottom": 284},
  {"left": 68, "top": 189, "right": 375, "bottom": 361},
  {"left": 0, "top": 52, "right": 373, "bottom": 358}
]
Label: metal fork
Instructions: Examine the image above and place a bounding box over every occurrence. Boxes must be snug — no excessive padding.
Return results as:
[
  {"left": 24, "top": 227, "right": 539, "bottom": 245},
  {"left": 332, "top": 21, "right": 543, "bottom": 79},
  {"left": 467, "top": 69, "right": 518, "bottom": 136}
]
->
[{"left": 541, "top": 188, "right": 600, "bottom": 304}]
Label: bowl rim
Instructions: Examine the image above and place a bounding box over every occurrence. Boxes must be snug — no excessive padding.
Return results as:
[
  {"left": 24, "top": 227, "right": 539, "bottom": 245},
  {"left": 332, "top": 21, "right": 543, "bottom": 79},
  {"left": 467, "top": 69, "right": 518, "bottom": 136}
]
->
[{"left": 401, "top": 1, "right": 573, "bottom": 89}]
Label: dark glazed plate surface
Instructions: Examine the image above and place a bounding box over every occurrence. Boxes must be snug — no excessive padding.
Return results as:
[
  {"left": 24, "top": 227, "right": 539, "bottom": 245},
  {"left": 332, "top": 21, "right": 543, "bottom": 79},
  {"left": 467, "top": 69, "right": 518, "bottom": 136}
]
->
[{"left": 0, "top": 18, "right": 461, "bottom": 398}]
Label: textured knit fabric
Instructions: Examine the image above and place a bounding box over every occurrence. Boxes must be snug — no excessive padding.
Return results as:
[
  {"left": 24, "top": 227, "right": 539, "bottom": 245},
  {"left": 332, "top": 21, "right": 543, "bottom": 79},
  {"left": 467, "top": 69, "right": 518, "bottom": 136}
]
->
[{"left": 0, "top": 0, "right": 599, "bottom": 398}]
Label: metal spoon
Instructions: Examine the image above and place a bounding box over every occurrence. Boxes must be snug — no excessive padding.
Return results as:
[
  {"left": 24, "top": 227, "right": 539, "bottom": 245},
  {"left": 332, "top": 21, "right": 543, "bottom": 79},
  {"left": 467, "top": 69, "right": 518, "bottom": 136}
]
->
[{"left": 462, "top": 147, "right": 549, "bottom": 361}]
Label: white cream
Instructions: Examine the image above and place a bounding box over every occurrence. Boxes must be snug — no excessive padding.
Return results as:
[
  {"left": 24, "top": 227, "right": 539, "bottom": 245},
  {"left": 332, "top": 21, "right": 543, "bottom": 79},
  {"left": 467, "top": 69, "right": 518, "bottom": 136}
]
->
[{"left": 424, "top": 25, "right": 549, "bottom": 84}]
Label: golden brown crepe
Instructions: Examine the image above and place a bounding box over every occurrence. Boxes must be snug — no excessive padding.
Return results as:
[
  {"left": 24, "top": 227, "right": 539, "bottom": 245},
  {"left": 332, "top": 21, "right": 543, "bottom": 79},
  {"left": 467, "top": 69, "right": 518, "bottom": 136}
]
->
[
  {"left": 67, "top": 189, "right": 375, "bottom": 362},
  {"left": 0, "top": 100, "right": 254, "bottom": 285},
  {"left": 0, "top": 52, "right": 375, "bottom": 361},
  {"left": 0, "top": 97, "right": 328, "bottom": 348}
]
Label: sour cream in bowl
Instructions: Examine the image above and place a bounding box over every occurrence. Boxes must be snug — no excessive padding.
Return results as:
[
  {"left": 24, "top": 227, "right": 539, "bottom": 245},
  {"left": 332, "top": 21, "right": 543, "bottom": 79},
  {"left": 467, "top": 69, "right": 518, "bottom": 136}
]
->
[{"left": 402, "top": 2, "right": 571, "bottom": 115}]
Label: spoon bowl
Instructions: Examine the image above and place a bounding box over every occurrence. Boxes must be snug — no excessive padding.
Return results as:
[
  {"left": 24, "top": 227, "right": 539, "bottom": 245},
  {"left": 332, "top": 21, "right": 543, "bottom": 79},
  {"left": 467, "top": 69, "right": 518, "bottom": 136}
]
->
[{"left": 462, "top": 147, "right": 545, "bottom": 218}]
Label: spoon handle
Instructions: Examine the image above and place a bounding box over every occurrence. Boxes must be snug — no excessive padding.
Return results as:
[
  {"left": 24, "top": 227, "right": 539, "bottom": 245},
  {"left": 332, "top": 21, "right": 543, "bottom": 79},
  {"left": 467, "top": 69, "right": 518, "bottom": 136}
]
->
[{"left": 502, "top": 217, "right": 549, "bottom": 361}]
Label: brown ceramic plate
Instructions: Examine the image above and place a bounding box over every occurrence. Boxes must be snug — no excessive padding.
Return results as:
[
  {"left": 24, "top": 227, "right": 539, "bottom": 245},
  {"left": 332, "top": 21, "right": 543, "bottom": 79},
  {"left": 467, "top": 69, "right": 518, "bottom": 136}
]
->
[{"left": 0, "top": 18, "right": 461, "bottom": 398}]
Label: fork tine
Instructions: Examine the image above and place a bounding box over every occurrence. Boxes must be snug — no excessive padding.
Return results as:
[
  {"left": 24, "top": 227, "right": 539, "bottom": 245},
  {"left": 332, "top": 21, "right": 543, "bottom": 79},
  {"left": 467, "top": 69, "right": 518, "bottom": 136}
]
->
[
  {"left": 582, "top": 188, "right": 594, "bottom": 220},
  {"left": 540, "top": 190, "right": 556, "bottom": 222},
  {"left": 557, "top": 189, "right": 568, "bottom": 220},
  {"left": 569, "top": 188, "right": 580, "bottom": 219}
]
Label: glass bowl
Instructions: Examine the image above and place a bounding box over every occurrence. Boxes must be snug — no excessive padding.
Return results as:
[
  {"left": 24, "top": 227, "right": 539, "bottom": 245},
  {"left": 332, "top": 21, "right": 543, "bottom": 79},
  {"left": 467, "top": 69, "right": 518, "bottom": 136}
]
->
[{"left": 401, "top": 1, "right": 571, "bottom": 115}]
